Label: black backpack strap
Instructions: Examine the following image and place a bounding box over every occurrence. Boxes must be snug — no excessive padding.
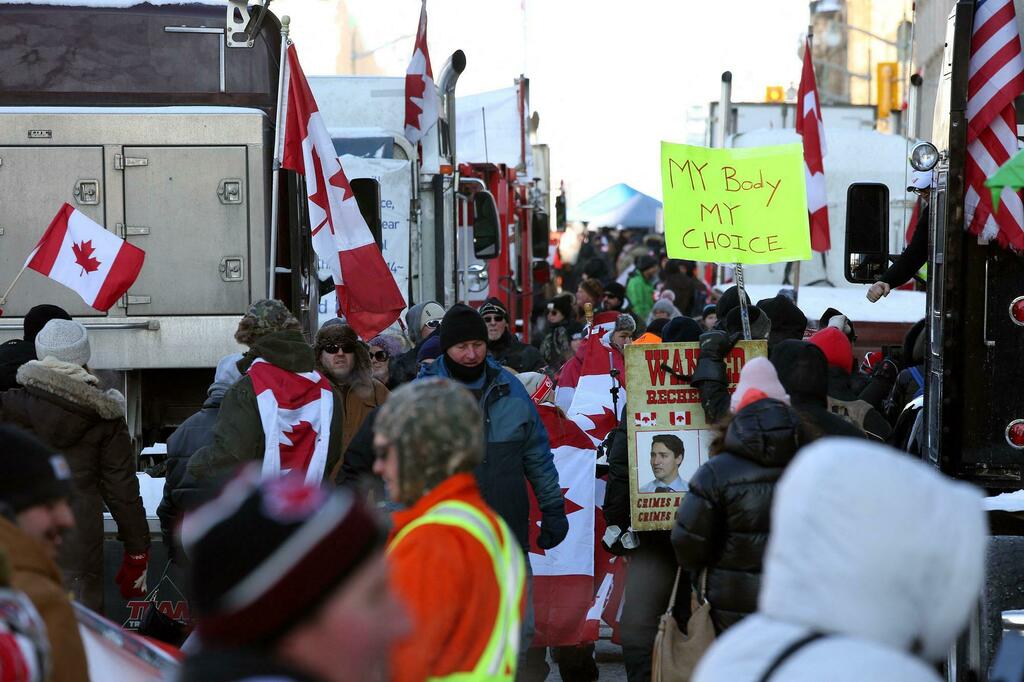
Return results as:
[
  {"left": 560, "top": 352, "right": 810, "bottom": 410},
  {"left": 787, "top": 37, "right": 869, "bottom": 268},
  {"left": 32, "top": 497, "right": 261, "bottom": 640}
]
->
[{"left": 756, "top": 631, "right": 828, "bottom": 682}]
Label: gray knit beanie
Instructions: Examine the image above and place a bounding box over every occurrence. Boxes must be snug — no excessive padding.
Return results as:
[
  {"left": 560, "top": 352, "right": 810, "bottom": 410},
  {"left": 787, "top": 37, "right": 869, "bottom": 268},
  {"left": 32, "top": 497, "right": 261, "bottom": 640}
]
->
[{"left": 35, "top": 319, "right": 90, "bottom": 366}]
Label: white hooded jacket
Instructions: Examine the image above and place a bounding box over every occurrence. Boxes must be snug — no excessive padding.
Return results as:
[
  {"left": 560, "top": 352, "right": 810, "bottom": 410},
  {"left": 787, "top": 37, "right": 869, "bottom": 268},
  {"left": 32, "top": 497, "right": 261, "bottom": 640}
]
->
[{"left": 694, "top": 438, "right": 986, "bottom": 682}]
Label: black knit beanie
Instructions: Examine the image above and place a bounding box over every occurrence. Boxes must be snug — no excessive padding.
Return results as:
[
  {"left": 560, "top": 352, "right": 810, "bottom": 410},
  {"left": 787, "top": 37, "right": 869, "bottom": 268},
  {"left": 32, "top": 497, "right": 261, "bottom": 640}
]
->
[
  {"left": 757, "top": 295, "right": 808, "bottom": 346},
  {"left": 0, "top": 425, "right": 73, "bottom": 514},
  {"left": 439, "top": 304, "right": 488, "bottom": 352},
  {"left": 546, "top": 294, "right": 574, "bottom": 321},
  {"left": 24, "top": 305, "right": 72, "bottom": 345},
  {"left": 182, "top": 467, "right": 383, "bottom": 647}
]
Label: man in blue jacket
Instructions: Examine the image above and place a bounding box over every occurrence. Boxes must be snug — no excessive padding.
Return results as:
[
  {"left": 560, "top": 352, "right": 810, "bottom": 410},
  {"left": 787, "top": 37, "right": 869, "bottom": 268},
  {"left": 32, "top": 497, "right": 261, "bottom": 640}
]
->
[{"left": 419, "top": 304, "right": 567, "bottom": 553}]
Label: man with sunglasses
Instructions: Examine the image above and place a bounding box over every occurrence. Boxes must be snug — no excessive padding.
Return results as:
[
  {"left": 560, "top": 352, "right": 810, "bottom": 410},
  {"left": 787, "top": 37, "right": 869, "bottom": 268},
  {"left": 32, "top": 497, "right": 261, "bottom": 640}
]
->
[{"left": 479, "top": 297, "right": 543, "bottom": 374}]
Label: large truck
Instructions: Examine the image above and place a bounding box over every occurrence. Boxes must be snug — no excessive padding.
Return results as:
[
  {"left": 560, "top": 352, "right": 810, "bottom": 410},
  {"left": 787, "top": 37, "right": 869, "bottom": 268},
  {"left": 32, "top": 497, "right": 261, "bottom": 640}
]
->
[
  {"left": 0, "top": 1, "right": 468, "bottom": 446},
  {"left": 844, "top": 1, "right": 1024, "bottom": 678}
]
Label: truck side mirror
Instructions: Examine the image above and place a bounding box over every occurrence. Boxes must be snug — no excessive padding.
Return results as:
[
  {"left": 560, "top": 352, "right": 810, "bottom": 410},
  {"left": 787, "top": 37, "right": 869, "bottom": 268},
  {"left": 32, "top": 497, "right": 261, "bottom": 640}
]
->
[
  {"left": 473, "top": 191, "right": 501, "bottom": 260},
  {"left": 532, "top": 210, "right": 550, "bottom": 258},
  {"left": 350, "top": 178, "right": 382, "bottom": 249},
  {"left": 844, "top": 182, "right": 890, "bottom": 284},
  {"left": 532, "top": 259, "right": 551, "bottom": 284}
]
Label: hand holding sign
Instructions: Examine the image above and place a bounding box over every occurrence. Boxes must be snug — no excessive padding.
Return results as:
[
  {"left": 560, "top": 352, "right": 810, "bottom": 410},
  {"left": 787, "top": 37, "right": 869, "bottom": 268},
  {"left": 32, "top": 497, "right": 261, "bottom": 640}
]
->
[{"left": 660, "top": 142, "right": 811, "bottom": 264}]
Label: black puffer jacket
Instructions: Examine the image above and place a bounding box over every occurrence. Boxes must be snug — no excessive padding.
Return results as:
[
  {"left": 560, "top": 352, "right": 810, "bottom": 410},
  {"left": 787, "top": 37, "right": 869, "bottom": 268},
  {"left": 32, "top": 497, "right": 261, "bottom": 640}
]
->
[
  {"left": 671, "top": 398, "right": 802, "bottom": 633},
  {"left": 488, "top": 331, "right": 543, "bottom": 373}
]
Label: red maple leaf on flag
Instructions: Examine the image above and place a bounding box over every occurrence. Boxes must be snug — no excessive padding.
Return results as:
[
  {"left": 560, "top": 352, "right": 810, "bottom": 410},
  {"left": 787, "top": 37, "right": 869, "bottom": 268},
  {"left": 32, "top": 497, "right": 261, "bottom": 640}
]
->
[
  {"left": 72, "top": 240, "right": 101, "bottom": 275},
  {"left": 529, "top": 487, "right": 585, "bottom": 556},
  {"left": 279, "top": 420, "right": 317, "bottom": 472},
  {"left": 581, "top": 406, "right": 618, "bottom": 443}
]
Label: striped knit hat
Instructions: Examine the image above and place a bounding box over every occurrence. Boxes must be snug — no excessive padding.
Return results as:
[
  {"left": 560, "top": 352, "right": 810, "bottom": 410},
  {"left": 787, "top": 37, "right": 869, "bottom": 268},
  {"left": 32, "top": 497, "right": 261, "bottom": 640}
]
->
[{"left": 180, "top": 466, "right": 383, "bottom": 646}]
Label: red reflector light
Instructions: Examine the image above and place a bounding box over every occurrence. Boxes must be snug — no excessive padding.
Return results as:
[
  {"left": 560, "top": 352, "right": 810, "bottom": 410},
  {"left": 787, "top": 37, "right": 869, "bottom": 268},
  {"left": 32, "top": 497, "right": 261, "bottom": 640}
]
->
[
  {"left": 1011, "top": 296, "right": 1024, "bottom": 327},
  {"left": 1008, "top": 420, "right": 1024, "bottom": 449}
]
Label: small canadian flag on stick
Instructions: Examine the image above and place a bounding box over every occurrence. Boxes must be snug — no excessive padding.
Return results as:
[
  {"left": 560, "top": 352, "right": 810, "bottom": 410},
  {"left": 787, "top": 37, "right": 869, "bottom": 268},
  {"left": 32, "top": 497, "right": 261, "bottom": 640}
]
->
[{"left": 20, "top": 203, "right": 145, "bottom": 311}]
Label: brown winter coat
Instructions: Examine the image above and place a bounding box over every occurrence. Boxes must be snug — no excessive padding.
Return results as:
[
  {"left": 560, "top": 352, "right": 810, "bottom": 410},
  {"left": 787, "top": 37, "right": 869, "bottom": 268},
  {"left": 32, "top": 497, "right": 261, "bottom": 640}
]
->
[
  {"left": 0, "top": 358, "right": 149, "bottom": 611},
  {"left": 329, "top": 379, "right": 389, "bottom": 481},
  {"left": 0, "top": 516, "right": 90, "bottom": 682}
]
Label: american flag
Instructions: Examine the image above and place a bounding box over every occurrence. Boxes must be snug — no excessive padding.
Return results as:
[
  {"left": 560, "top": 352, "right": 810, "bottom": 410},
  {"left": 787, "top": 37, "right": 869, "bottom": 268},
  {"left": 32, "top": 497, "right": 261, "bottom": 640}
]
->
[{"left": 965, "top": 0, "right": 1024, "bottom": 249}]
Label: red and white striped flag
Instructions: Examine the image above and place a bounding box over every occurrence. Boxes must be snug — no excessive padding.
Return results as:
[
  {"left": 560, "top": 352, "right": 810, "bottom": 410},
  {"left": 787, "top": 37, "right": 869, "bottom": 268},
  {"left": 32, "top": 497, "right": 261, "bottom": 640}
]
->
[
  {"left": 280, "top": 45, "right": 405, "bottom": 339},
  {"left": 26, "top": 203, "right": 144, "bottom": 311},
  {"left": 796, "top": 36, "right": 830, "bottom": 253},
  {"left": 965, "top": 0, "right": 1024, "bottom": 249},
  {"left": 404, "top": 0, "right": 439, "bottom": 145}
]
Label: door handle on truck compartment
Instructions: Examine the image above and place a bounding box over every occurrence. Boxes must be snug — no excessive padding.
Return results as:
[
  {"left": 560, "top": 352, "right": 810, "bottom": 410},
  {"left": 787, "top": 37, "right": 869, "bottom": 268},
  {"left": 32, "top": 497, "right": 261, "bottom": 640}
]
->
[
  {"left": 984, "top": 257, "right": 996, "bottom": 348},
  {"left": 0, "top": 320, "right": 159, "bottom": 331}
]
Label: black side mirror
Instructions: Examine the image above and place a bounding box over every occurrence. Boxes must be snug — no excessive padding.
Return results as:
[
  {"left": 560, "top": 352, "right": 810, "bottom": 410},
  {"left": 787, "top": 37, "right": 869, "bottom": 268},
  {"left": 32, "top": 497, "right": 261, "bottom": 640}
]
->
[
  {"left": 555, "top": 194, "right": 567, "bottom": 230},
  {"left": 349, "top": 178, "right": 382, "bottom": 249},
  {"left": 844, "top": 182, "right": 890, "bottom": 284},
  {"left": 473, "top": 191, "right": 501, "bottom": 260},
  {"left": 532, "top": 211, "right": 550, "bottom": 258}
]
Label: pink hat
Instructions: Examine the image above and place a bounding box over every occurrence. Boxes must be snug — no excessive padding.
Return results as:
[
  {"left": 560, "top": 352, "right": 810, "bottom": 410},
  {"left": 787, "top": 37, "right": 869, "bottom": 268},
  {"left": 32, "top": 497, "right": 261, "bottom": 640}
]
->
[{"left": 730, "top": 357, "right": 791, "bottom": 413}]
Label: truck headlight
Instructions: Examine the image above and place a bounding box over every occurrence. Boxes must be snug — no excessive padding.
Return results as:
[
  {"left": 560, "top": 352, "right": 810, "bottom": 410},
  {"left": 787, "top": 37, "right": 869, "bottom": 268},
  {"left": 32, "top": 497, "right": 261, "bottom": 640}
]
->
[{"left": 910, "top": 142, "right": 939, "bottom": 171}]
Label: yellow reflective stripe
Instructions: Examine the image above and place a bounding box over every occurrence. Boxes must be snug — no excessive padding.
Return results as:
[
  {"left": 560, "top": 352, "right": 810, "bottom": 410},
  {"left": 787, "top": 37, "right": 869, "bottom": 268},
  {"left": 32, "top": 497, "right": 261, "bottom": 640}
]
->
[{"left": 389, "top": 500, "right": 525, "bottom": 681}]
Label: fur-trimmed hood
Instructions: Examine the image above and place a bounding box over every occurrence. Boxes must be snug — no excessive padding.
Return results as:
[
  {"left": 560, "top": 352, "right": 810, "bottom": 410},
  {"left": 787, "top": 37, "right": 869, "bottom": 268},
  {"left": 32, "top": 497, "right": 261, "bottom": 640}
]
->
[{"left": 15, "top": 357, "right": 125, "bottom": 420}]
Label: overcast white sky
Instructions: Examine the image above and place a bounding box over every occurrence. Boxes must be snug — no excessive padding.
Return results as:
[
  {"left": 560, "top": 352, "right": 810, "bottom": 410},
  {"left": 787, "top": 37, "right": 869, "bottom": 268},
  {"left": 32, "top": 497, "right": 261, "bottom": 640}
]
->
[{"left": 274, "top": 1, "right": 809, "bottom": 208}]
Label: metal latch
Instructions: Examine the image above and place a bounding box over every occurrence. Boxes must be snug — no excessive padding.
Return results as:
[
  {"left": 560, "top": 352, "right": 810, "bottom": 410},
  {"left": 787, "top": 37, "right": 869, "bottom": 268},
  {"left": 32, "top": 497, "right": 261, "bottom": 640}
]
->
[
  {"left": 115, "top": 223, "right": 150, "bottom": 237},
  {"left": 219, "top": 257, "right": 245, "bottom": 282},
  {"left": 217, "top": 179, "right": 244, "bottom": 204},
  {"left": 114, "top": 155, "right": 148, "bottom": 170},
  {"left": 117, "top": 295, "right": 152, "bottom": 308},
  {"left": 225, "top": 0, "right": 257, "bottom": 48},
  {"left": 73, "top": 180, "right": 100, "bottom": 205}
]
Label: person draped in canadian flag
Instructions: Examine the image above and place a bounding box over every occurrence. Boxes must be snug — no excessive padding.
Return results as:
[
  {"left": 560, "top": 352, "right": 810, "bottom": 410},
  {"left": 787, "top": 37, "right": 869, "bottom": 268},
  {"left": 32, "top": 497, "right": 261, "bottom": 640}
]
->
[{"left": 188, "top": 300, "right": 345, "bottom": 485}]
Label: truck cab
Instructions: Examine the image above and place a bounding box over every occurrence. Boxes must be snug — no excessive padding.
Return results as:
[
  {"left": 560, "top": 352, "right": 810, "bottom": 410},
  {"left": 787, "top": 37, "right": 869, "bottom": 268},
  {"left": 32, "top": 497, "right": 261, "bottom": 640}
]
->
[
  {"left": 845, "top": 1, "right": 1024, "bottom": 677},
  {"left": 0, "top": 1, "right": 315, "bottom": 445}
]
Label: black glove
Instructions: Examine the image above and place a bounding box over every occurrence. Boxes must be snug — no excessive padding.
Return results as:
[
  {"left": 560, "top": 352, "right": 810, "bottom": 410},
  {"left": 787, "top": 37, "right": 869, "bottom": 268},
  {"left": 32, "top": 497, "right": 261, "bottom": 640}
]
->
[
  {"left": 871, "top": 358, "right": 900, "bottom": 384},
  {"left": 697, "top": 329, "right": 742, "bottom": 362},
  {"left": 537, "top": 512, "right": 569, "bottom": 550}
]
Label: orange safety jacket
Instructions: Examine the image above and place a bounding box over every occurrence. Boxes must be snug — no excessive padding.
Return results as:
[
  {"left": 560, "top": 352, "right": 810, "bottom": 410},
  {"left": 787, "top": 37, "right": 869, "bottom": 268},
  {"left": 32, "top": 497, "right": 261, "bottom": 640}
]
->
[{"left": 387, "top": 473, "right": 525, "bottom": 682}]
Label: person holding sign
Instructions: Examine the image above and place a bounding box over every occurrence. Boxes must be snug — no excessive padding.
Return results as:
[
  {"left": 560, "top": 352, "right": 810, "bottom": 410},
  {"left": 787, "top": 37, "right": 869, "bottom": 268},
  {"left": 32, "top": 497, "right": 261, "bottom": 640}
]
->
[
  {"left": 672, "top": 359, "right": 804, "bottom": 633},
  {"left": 639, "top": 435, "right": 688, "bottom": 493}
]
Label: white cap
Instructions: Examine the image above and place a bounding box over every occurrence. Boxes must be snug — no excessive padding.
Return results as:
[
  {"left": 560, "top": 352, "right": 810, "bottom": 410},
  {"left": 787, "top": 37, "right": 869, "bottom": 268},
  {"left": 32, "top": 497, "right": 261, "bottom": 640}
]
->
[
  {"left": 35, "top": 319, "right": 90, "bottom": 367},
  {"left": 908, "top": 169, "right": 933, "bottom": 192}
]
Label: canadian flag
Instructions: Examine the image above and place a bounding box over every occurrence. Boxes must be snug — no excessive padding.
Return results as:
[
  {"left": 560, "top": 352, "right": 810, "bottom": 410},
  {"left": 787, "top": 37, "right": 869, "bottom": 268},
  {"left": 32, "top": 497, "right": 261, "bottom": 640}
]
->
[
  {"left": 669, "top": 411, "right": 691, "bottom": 427},
  {"left": 26, "top": 203, "right": 145, "bottom": 312},
  {"left": 528, "top": 404, "right": 597, "bottom": 645},
  {"left": 280, "top": 44, "right": 405, "bottom": 340},
  {"left": 796, "top": 36, "right": 830, "bottom": 253},
  {"left": 404, "top": 0, "right": 439, "bottom": 145},
  {"left": 248, "top": 358, "right": 334, "bottom": 484},
  {"left": 634, "top": 412, "right": 656, "bottom": 428}
]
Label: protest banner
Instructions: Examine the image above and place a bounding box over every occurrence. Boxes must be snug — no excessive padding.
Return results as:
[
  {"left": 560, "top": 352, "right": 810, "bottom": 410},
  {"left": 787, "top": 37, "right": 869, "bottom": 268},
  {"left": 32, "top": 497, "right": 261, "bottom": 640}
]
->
[
  {"left": 660, "top": 142, "right": 810, "bottom": 265},
  {"left": 625, "top": 340, "right": 768, "bottom": 531}
]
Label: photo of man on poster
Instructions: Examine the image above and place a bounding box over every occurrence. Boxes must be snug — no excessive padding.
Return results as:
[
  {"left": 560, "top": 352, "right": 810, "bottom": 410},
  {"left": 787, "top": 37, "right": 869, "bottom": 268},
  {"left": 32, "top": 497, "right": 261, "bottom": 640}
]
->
[{"left": 639, "top": 433, "right": 687, "bottom": 493}]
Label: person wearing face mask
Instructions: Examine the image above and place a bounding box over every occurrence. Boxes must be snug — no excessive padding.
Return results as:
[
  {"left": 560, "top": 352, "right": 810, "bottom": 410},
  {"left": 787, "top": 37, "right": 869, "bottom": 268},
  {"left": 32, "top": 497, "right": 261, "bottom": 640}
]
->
[{"left": 417, "top": 304, "right": 567, "bottom": 657}]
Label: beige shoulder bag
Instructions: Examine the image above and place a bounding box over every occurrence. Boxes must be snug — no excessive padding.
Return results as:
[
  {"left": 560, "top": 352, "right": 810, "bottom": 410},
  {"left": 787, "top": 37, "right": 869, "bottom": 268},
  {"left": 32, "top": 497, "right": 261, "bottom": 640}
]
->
[{"left": 651, "top": 568, "right": 716, "bottom": 682}]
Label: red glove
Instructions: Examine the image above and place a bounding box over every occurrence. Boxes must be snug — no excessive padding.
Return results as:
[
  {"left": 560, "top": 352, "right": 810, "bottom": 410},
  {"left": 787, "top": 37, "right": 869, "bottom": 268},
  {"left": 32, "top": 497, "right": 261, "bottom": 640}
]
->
[{"left": 115, "top": 551, "right": 149, "bottom": 599}]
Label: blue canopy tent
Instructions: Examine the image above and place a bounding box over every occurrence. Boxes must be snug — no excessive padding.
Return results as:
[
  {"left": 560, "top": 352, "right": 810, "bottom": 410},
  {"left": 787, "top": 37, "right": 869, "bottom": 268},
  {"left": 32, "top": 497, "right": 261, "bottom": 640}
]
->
[{"left": 570, "top": 183, "right": 662, "bottom": 229}]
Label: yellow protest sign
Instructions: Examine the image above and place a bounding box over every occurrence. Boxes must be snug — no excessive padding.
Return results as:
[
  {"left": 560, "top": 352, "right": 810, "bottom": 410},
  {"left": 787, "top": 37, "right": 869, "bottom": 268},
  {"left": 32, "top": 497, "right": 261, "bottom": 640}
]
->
[{"left": 660, "top": 142, "right": 811, "bottom": 265}]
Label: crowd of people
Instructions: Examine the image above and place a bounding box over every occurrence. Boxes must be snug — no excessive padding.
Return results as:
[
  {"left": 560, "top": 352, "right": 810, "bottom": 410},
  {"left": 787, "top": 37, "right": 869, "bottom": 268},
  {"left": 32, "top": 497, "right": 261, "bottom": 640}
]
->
[{"left": 0, "top": 231, "right": 981, "bottom": 682}]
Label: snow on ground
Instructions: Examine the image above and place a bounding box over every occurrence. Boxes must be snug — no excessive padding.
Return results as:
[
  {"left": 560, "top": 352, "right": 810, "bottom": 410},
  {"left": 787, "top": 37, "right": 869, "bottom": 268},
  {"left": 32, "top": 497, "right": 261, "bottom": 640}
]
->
[{"left": 985, "top": 490, "right": 1024, "bottom": 513}]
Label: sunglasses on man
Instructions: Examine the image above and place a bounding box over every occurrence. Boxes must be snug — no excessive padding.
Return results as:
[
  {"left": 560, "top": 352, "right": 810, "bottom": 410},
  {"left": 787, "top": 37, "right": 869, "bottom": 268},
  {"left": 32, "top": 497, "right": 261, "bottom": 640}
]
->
[
  {"left": 369, "top": 350, "right": 390, "bottom": 362},
  {"left": 482, "top": 315, "right": 505, "bottom": 324},
  {"left": 322, "top": 343, "right": 357, "bottom": 355}
]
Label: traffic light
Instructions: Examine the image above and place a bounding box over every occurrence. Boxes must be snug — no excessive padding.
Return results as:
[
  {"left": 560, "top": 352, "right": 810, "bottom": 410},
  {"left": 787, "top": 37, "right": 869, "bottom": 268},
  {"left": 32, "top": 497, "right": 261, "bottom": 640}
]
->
[
  {"left": 876, "top": 62, "right": 900, "bottom": 119},
  {"left": 765, "top": 85, "right": 785, "bottom": 103}
]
